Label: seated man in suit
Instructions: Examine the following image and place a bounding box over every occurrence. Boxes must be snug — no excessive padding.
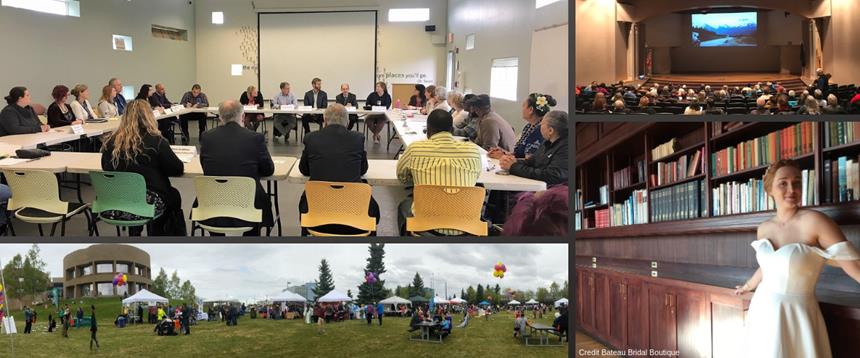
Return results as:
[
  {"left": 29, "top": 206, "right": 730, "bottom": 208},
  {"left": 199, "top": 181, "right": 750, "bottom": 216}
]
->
[
  {"left": 302, "top": 77, "right": 328, "bottom": 134},
  {"left": 198, "top": 100, "right": 275, "bottom": 236},
  {"left": 298, "top": 103, "right": 380, "bottom": 235},
  {"left": 150, "top": 83, "right": 176, "bottom": 142},
  {"left": 335, "top": 83, "right": 359, "bottom": 130}
]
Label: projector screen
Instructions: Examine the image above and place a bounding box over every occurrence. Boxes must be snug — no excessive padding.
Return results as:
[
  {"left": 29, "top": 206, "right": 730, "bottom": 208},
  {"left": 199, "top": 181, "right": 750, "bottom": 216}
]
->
[
  {"left": 692, "top": 12, "right": 757, "bottom": 47},
  {"left": 259, "top": 11, "right": 376, "bottom": 102}
]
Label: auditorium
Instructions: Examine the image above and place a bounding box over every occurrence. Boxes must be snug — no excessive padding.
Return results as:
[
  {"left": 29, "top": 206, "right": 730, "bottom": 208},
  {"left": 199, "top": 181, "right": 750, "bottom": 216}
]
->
[{"left": 575, "top": 0, "right": 860, "bottom": 115}]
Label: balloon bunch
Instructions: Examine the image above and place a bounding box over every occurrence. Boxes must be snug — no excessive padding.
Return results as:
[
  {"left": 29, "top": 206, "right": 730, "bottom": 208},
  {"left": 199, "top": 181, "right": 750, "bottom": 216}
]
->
[
  {"left": 0, "top": 283, "right": 5, "bottom": 311},
  {"left": 492, "top": 262, "right": 507, "bottom": 279},
  {"left": 113, "top": 273, "right": 128, "bottom": 287},
  {"left": 365, "top": 272, "right": 377, "bottom": 285}
]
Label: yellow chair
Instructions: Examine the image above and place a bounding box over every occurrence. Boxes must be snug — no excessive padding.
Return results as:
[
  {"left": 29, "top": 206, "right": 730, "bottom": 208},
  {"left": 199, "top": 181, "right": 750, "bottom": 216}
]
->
[
  {"left": 406, "top": 185, "right": 488, "bottom": 236},
  {"left": 300, "top": 181, "right": 376, "bottom": 236},
  {"left": 3, "top": 170, "right": 91, "bottom": 236},
  {"left": 190, "top": 176, "right": 262, "bottom": 236}
]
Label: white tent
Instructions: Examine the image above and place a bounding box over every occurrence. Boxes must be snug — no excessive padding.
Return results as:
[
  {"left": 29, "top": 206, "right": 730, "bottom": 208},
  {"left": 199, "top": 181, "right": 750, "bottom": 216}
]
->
[
  {"left": 432, "top": 296, "right": 449, "bottom": 304},
  {"left": 122, "top": 289, "right": 168, "bottom": 305},
  {"left": 554, "top": 298, "right": 569, "bottom": 307},
  {"left": 317, "top": 290, "right": 352, "bottom": 303},
  {"left": 525, "top": 299, "right": 539, "bottom": 305},
  {"left": 508, "top": 299, "right": 522, "bottom": 305},
  {"left": 448, "top": 297, "right": 465, "bottom": 305},
  {"left": 270, "top": 291, "right": 307, "bottom": 303},
  {"left": 378, "top": 296, "right": 411, "bottom": 305}
]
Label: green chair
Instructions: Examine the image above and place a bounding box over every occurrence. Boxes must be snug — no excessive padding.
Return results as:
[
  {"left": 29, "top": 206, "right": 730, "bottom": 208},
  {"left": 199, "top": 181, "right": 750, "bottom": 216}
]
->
[
  {"left": 191, "top": 176, "right": 261, "bottom": 236},
  {"left": 3, "top": 169, "right": 92, "bottom": 236},
  {"left": 89, "top": 171, "right": 156, "bottom": 236}
]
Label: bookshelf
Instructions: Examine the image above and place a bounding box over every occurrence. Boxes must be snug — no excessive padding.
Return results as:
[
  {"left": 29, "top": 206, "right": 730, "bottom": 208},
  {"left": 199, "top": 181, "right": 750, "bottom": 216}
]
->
[{"left": 575, "top": 121, "right": 860, "bottom": 237}]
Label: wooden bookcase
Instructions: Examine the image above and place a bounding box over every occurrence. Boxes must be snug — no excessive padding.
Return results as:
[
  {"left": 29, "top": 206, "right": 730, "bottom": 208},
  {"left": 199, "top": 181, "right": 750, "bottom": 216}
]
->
[{"left": 575, "top": 121, "right": 860, "bottom": 238}]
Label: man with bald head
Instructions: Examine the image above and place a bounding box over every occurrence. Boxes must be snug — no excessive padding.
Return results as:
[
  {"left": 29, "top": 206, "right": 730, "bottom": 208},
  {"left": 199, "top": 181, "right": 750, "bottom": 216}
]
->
[
  {"left": 198, "top": 99, "right": 275, "bottom": 236},
  {"left": 149, "top": 83, "right": 176, "bottom": 141},
  {"left": 335, "top": 83, "right": 359, "bottom": 130}
]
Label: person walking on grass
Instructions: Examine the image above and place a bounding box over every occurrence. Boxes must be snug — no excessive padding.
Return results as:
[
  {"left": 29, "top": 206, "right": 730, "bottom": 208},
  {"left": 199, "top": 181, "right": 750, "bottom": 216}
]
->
[
  {"left": 376, "top": 301, "right": 384, "bottom": 326},
  {"left": 90, "top": 305, "right": 100, "bottom": 351},
  {"left": 62, "top": 305, "right": 71, "bottom": 338},
  {"left": 365, "top": 304, "right": 374, "bottom": 326},
  {"left": 23, "top": 306, "right": 32, "bottom": 334}
]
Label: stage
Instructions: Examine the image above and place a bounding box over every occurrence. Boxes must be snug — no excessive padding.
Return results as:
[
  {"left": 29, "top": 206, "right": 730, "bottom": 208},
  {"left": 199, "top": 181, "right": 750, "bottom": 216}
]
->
[{"left": 643, "top": 72, "right": 808, "bottom": 92}]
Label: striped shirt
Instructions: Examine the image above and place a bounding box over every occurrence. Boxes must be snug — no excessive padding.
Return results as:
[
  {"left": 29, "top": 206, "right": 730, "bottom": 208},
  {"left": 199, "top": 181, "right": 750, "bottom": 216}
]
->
[{"left": 397, "top": 132, "right": 481, "bottom": 187}]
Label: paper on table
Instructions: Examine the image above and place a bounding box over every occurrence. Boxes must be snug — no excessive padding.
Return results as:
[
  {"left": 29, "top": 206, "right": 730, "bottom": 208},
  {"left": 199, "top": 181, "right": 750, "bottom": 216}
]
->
[
  {"left": 280, "top": 104, "right": 296, "bottom": 110},
  {"left": 346, "top": 107, "right": 357, "bottom": 112},
  {"left": 371, "top": 106, "right": 387, "bottom": 112},
  {"left": 0, "top": 158, "right": 32, "bottom": 166},
  {"left": 243, "top": 105, "right": 258, "bottom": 110},
  {"left": 170, "top": 145, "right": 198, "bottom": 155},
  {"left": 175, "top": 154, "right": 194, "bottom": 163}
]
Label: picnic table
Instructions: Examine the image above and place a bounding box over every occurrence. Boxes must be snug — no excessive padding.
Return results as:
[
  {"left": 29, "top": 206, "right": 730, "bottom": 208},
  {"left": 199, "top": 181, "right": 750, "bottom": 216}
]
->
[
  {"left": 410, "top": 321, "right": 443, "bottom": 343},
  {"left": 523, "top": 323, "right": 565, "bottom": 346}
]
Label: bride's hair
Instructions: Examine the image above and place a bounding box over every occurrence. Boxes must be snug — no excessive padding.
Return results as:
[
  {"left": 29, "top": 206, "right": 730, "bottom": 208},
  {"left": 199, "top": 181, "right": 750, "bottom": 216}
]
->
[{"left": 763, "top": 159, "right": 800, "bottom": 194}]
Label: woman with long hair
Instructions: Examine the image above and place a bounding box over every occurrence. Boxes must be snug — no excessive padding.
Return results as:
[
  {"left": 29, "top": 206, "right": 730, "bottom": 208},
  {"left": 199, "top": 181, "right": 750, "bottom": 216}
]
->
[
  {"left": 734, "top": 159, "right": 860, "bottom": 357},
  {"left": 100, "top": 99, "right": 184, "bottom": 236}
]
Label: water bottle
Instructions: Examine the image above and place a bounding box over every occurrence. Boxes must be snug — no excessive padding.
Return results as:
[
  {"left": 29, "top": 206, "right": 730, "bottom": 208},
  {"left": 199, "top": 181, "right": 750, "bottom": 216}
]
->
[{"left": 395, "top": 98, "right": 401, "bottom": 109}]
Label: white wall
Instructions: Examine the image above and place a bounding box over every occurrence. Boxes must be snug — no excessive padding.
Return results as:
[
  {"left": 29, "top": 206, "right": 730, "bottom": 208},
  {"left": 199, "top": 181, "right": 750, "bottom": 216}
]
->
[
  {"left": 194, "top": 0, "right": 447, "bottom": 105},
  {"left": 449, "top": 0, "right": 568, "bottom": 132},
  {"left": 0, "top": 0, "right": 196, "bottom": 106}
]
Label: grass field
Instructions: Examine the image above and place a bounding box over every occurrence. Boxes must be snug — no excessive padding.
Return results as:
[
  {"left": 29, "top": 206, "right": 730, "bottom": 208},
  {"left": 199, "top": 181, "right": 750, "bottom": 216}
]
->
[{"left": 1, "top": 298, "right": 569, "bottom": 357}]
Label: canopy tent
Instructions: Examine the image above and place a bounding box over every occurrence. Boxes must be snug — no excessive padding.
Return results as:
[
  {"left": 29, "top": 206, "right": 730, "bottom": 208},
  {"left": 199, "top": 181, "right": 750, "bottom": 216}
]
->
[
  {"left": 554, "top": 298, "right": 569, "bottom": 307},
  {"left": 508, "top": 300, "right": 521, "bottom": 305},
  {"left": 270, "top": 291, "right": 307, "bottom": 303},
  {"left": 122, "top": 289, "right": 168, "bottom": 305},
  {"left": 478, "top": 300, "right": 490, "bottom": 306},
  {"left": 316, "top": 290, "right": 352, "bottom": 303},
  {"left": 525, "top": 299, "right": 539, "bottom": 305},
  {"left": 448, "top": 297, "right": 466, "bottom": 305},
  {"left": 379, "top": 296, "right": 411, "bottom": 305},
  {"left": 432, "top": 296, "right": 449, "bottom": 304},
  {"left": 409, "top": 296, "right": 429, "bottom": 303}
]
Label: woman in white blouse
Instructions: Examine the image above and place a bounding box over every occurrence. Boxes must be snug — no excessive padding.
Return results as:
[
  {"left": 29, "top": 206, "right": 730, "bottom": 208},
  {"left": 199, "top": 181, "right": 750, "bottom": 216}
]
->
[
  {"left": 432, "top": 86, "right": 452, "bottom": 113},
  {"left": 70, "top": 84, "right": 96, "bottom": 121},
  {"left": 97, "top": 85, "right": 118, "bottom": 118},
  {"left": 448, "top": 91, "right": 468, "bottom": 127}
]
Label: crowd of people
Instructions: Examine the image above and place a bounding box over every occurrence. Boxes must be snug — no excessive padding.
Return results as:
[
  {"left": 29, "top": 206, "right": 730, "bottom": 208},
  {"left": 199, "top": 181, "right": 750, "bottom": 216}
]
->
[
  {"left": 0, "top": 76, "right": 569, "bottom": 237},
  {"left": 576, "top": 69, "right": 859, "bottom": 115}
]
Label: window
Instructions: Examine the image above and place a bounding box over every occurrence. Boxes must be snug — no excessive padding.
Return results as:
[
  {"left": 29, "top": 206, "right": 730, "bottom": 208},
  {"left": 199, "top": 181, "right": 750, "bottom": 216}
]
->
[
  {"left": 212, "top": 11, "right": 224, "bottom": 25},
  {"left": 1, "top": 0, "right": 79, "bottom": 17},
  {"left": 152, "top": 25, "right": 188, "bottom": 41},
  {"left": 66, "top": 268, "right": 74, "bottom": 280},
  {"left": 490, "top": 57, "right": 519, "bottom": 101},
  {"left": 388, "top": 8, "right": 429, "bottom": 22},
  {"left": 81, "top": 265, "right": 93, "bottom": 276},
  {"left": 122, "top": 86, "right": 135, "bottom": 100},
  {"left": 231, "top": 64, "right": 243, "bottom": 76},
  {"left": 466, "top": 34, "right": 476, "bottom": 51},
  {"left": 446, "top": 51, "right": 455, "bottom": 90},
  {"left": 112, "top": 35, "right": 133, "bottom": 52},
  {"left": 96, "top": 283, "right": 114, "bottom": 296},
  {"left": 79, "top": 283, "right": 92, "bottom": 297},
  {"left": 115, "top": 283, "right": 129, "bottom": 297},
  {"left": 536, "top": 0, "right": 562, "bottom": 9},
  {"left": 116, "top": 263, "right": 129, "bottom": 274},
  {"left": 96, "top": 262, "right": 113, "bottom": 274}
]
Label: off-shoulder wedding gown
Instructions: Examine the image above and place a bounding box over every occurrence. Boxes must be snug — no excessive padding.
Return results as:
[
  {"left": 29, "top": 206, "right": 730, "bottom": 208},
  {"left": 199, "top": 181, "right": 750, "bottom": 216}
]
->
[{"left": 746, "top": 239, "right": 860, "bottom": 358}]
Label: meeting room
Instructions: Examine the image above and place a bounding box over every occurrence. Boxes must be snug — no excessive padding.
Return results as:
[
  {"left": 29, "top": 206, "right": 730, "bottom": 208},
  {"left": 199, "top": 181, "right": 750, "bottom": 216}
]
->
[{"left": 0, "top": 0, "right": 570, "bottom": 237}]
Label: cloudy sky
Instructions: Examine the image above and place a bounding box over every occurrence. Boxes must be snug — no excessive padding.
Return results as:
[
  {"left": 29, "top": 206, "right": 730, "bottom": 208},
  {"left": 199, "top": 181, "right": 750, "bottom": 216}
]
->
[{"left": 0, "top": 244, "right": 568, "bottom": 302}]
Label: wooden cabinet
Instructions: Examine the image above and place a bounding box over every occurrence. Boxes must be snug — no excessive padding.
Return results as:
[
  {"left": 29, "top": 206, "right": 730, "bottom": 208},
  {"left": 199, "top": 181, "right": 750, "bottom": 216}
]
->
[
  {"left": 676, "top": 289, "right": 710, "bottom": 358},
  {"left": 647, "top": 283, "right": 677, "bottom": 352},
  {"left": 594, "top": 272, "right": 611, "bottom": 337},
  {"left": 626, "top": 277, "right": 649, "bottom": 351},
  {"left": 578, "top": 270, "right": 595, "bottom": 332},
  {"left": 608, "top": 274, "right": 628, "bottom": 348}
]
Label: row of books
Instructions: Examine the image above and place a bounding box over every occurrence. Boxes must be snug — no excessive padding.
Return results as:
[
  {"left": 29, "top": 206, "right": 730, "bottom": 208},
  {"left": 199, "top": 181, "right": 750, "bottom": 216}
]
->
[
  {"left": 574, "top": 189, "right": 583, "bottom": 211},
  {"left": 712, "top": 170, "right": 816, "bottom": 216},
  {"left": 710, "top": 121, "right": 745, "bottom": 136},
  {"left": 651, "top": 148, "right": 704, "bottom": 186},
  {"left": 651, "top": 138, "right": 677, "bottom": 161},
  {"left": 711, "top": 122, "right": 814, "bottom": 177},
  {"left": 612, "top": 161, "right": 645, "bottom": 189},
  {"left": 650, "top": 180, "right": 706, "bottom": 223},
  {"left": 599, "top": 185, "right": 609, "bottom": 205},
  {"left": 824, "top": 156, "right": 860, "bottom": 203},
  {"left": 824, "top": 122, "right": 860, "bottom": 148},
  {"left": 575, "top": 212, "right": 582, "bottom": 230},
  {"left": 594, "top": 208, "right": 610, "bottom": 229},
  {"left": 609, "top": 189, "right": 648, "bottom": 226}
]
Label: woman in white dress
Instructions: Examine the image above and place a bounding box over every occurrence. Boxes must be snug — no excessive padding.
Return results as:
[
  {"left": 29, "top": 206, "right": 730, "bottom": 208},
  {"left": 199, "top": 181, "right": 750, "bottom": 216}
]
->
[{"left": 734, "top": 159, "right": 860, "bottom": 358}]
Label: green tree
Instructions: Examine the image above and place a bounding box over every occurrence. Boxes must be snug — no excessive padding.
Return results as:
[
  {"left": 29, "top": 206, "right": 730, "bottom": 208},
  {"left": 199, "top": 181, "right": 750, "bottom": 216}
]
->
[
  {"left": 465, "top": 286, "right": 476, "bottom": 304},
  {"left": 2, "top": 245, "right": 51, "bottom": 309},
  {"left": 313, "top": 259, "right": 335, "bottom": 298},
  {"left": 536, "top": 287, "right": 550, "bottom": 303},
  {"left": 168, "top": 271, "right": 182, "bottom": 299},
  {"left": 179, "top": 280, "right": 196, "bottom": 303},
  {"left": 347, "top": 289, "right": 353, "bottom": 299},
  {"left": 151, "top": 268, "right": 169, "bottom": 297},
  {"left": 476, "top": 284, "right": 484, "bottom": 303},
  {"left": 357, "top": 243, "right": 389, "bottom": 304},
  {"left": 562, "top": 280, "right": 569, "bottom": 298},
  {"left": 460, "top": 289, "right": 465, "bottom": 301},
  {"left": 408, "top": 273, "right": 425, "bottom": 298},
  {"left": 549, "top": 281, "right": 561, "bottom": 300}
]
